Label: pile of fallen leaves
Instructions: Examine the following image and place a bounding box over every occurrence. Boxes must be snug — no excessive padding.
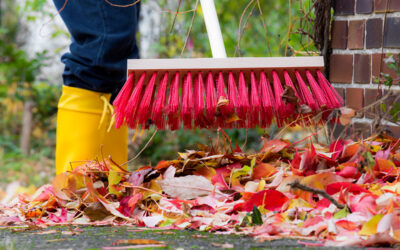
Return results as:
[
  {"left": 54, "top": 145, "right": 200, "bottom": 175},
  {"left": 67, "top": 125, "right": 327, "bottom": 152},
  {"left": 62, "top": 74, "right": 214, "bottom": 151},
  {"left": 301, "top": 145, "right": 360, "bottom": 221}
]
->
[{"left": 1, "top": 133, "right": 400, "bottom": 247}]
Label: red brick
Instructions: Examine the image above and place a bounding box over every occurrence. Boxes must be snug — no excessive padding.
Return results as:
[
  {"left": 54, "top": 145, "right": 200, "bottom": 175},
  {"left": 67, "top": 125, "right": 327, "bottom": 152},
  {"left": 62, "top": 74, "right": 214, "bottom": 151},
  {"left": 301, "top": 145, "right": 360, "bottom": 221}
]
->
[
  {"left": 384, "top": 18, "right": 400, "bottom": 48},
  {"left": 346, "top": 88, "right": 364, "bottom": 110},
  {"left": 348, "top": 20, "right": 365, "bottom": 49},
  {"left": 330, "top": 54, "right": 353, "bottom": 83},
  {"left": 335, "top": 0, "right": 355, "bottom": 15},
  {"left": 390, "top": 0, "right": 400, "bottom": 11},
  {"left": 354, "top": 54, "right": 371, "bottom": 83},
  {"left": 372, "top": 53, "right": 399, "bottom": 80},
  {"left": 388, "top": 125, "right": 400, "bottom": 138},
  {"left": 366, "top": 18, "right": 383, "bottom": 49},
  {"left": 331, "top": 21, "right": 348, "bottom": 49},
  {"left": 357, "top": 0, "right": 374, "bottom": 13},
  {"left": 375, "top": 0, "right": 400, "bottom": 12},
  {"left": 364, "top": 88, "right": 382, "bottom": 118}
]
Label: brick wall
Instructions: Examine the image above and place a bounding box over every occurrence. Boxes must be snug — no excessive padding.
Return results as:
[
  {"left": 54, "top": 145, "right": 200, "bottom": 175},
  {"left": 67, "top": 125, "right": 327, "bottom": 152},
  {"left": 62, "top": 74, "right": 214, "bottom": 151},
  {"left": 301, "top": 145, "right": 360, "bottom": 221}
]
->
[{"left": 330, "top": 0, "right": 400, "bottom": 136}]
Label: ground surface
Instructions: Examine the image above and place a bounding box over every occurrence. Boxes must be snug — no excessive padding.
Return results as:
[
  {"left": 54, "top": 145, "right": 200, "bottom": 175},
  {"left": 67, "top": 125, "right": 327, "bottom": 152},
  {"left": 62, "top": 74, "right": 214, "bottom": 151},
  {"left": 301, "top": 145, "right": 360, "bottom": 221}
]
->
[{"left": 0, "top": 226, "right": 362, "bottom": 250}]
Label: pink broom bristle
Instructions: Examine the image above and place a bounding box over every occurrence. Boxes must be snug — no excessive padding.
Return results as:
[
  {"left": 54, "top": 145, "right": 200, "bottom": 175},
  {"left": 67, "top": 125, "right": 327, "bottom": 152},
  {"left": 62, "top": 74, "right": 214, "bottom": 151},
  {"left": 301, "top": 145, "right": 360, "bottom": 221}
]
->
[
  {"left": 283, "top": 70, "right": 301, "bottom": 99},
  {"left": 152, "top": 72, "right": 168, "bottom": 129},
  {"left": 306, "top": 70, "right": 329, "bottom": 109},
  {"left": 181, "top": 72, "right": 194, "bottom": 129},
  {"left": 228, "top": 72, "right": 239, "bottom": 109},
  {"left": 295, "top": 70, "right": 317, "bottom": 110},
  {"left": 228, "top": 72, "right": 239, "bottom": 128},
  {"left": 113, "top": 73, "right": 134, "bottom": 128},
  {"left": 216, "top": 72, "right": 233, "bottom": 128},
  {"left": 316, "top": 70, "right": 344, "bottom": 108},
  {"left": 167, "top": 72, "right": 180, "bottom": 130},
  {"left": 259, "top": 71, "right": 274, "bottom": 128},
  {"left": 237, "top": 72, "right": 249, "bottom": 128},
  {"left": 272, "top": 71, "right": 286, "bottom": 127},
  {"left": 124, "top": 73, "right": 146, "bottom": 128},
  {"left": 282, "top": 70, "right": 298, "bottom": 125},
  {"left": 205, "top": 72, "right": 217, "bottom": 128},
  {"left": 136, "top": 73, "right": 157, "bottom": 127},
  {"left": 249, "top": 72, "right": 261, "bottom": 128},
  {"left": 194, "top": 72, "right": 206, "bottom": 128}
]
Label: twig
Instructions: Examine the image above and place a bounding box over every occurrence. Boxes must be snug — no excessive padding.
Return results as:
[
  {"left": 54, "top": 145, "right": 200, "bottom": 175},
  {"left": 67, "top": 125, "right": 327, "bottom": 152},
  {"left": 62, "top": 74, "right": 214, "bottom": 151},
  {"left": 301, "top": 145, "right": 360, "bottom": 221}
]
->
[
  {"left": 161, "top": 8, "right": 196, "bottom": 14},
  {"left": 104, "top": 0, "right": 140, "bottom": 8},
  {"left": 256, "top": 0, "right": 272, "bottom": 56},
  {"left": 170, "top": 0, "right": 182, "bottom": 33},
  {"left": 122, "top": 129, "right": 158, "bottom": 166},
  {"left": 284, "top": 0, "right": 292, "bottom": 56},
  {"left": 180, "top": 0, "right": 199, "bottom": 57},
  {"left": 235, "top": 0, "right": 256, "bottom": 57},
  {"left": 289, "top": 180, "right": 348, "bottom": 211}
]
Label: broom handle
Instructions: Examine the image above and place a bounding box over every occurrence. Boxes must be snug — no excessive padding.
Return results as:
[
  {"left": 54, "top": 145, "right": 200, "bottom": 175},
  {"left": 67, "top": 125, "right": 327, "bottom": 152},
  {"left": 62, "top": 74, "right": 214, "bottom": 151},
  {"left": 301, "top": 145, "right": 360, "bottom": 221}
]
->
[{"left": 199, "top": 0, "right": 227, "bottom": 58}]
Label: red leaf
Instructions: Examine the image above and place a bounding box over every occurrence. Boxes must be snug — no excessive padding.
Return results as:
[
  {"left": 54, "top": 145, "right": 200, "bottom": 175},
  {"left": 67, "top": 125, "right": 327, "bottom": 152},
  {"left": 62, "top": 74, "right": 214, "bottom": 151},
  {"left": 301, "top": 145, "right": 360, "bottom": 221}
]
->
[
  {"left": 242, "top": 190, "right": 288, "bottom": 212},
  {"left": 260, "top": 139, "right": 290, "bottom": 153},
  {"left": 252, "top": 163, "right": 276, "bottom": 180},
  {"left": 336, "top": 220, "right": 359, "bottom": 231},
  {"left": 326, "top": 182, "right": 370, "bottom": 195},
  {"left": 329, "top": 140, "right": 344, "bottom": 160},
  {"left": 337, "top": 166, "right": 361, "bottom": 179},
  {"left": 303, "top": 216, "right": 324, "bottom": 228}
]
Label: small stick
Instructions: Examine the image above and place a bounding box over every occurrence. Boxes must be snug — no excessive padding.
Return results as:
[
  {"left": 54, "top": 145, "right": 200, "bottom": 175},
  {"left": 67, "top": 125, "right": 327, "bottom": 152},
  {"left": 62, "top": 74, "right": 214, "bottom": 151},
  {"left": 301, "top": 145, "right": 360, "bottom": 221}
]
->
[
  {"left": 122, "top": 129, "right": 158, "bottom": 166},
  {"left": 289, "top": 181, "right": 348, "bottom": 211}
]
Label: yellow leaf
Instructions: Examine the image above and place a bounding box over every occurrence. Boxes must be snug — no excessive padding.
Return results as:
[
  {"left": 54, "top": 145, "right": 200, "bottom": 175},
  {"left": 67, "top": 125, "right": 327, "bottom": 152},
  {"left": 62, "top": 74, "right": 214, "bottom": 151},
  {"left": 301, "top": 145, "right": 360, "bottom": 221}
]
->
[
  {"left": 287, "top": 198, "right": 312, "bottom": 210},
  {"left": 382, "top": 182, "right": 400, "bottom": 194},
  {"left": 257, "top": 180, "right": 266, "bottom": 191},
  {"left": 359, "top": 214, "right": 384, "bottom": 236},
  {"left": 108, "top": 169, "right": 122, "bottom": 195}
]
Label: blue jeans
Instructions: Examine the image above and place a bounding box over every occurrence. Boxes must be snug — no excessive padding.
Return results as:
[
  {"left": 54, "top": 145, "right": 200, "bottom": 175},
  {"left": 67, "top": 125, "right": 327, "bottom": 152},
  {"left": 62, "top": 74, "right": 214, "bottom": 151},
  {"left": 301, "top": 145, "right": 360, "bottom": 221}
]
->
[{"left": 53, "top": 0, "right": 140, "bottom": 97}]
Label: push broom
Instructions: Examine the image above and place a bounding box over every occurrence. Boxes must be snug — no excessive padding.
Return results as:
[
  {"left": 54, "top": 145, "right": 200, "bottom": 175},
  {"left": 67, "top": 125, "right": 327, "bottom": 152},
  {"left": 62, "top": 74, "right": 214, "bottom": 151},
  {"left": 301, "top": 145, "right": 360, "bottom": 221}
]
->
[{"left": 113, "top": 0, "right": 343, "bottom": 130}]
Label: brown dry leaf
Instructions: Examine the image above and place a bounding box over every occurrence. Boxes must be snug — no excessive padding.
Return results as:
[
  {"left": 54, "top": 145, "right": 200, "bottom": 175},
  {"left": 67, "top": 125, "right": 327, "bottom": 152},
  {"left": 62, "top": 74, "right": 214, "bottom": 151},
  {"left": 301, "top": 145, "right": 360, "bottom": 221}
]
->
[
  {"left": 32, "top": 230, "right": 58, "bottom": 235},
  {"left": 112, "top": 239, "right": 164, "bottom": 245},
  {"left": 157, "top": 175, "right": 215, "bottom": 200},
  {"left": 52, "top": 172, "right": 77, "bottom": 201},
  {"left": 225, "top": 113, "right": 240, "bottom": 123},
  {"left": 339, "top": 107, "right": 355, "bottom": 125},
  {"left": 154, "top": 231, "right": 174, "bottom": 235},
  {"left": 192, "top": 234, "right": 207, "bottom": 238},
  {"left": 211, "top": 242, "right": 234, "bottom": 248},
  {"left": 84, "top": 202, "right": 111, "bottom": 221},
  {"left": 61, "top": 230, "right": 80, "bottom": 235},
  {"left": 217, "top": 96, "right": 229, "bottom": 107},
  {"left": 297, "top": 104, "right": 312, "bottom": 114},
  {"left": 46, "top": 239, "right": 68, "bottom": 243},
  {"left": 11, "top": 223, "right": 43, "bottom": 232},
  {"left": 282, "top": 86, "right": 300, "bottom": 105}
]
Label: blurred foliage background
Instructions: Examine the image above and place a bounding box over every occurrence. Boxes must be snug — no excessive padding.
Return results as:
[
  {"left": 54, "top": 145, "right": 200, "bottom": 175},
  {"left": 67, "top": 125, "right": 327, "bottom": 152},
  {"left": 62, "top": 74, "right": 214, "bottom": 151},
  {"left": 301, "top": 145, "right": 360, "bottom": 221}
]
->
[{"left": 0, "top": 0, "right": 320, "bottom": 187}]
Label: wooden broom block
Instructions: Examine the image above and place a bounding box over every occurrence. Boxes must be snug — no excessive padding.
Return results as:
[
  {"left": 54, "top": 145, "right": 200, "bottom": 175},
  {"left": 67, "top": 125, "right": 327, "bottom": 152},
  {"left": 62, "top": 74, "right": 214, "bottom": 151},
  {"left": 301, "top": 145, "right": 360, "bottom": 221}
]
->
[{"left": 127, "top": 56, "right": 324, "bottom": 74}]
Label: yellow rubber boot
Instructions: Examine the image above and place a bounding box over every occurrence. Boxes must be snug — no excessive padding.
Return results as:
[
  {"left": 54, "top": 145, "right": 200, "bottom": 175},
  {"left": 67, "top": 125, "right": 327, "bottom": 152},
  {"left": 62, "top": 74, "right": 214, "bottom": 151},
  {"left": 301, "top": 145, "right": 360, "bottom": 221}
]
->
[{"left": 56, "top": 85, "right": 128, "bottom": 174}]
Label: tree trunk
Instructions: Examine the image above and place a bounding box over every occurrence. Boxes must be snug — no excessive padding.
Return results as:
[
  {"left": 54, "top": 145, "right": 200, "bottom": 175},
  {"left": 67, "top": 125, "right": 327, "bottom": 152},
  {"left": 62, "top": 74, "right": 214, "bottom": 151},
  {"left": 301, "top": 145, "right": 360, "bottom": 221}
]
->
[{"left": 20, "top": 100, "right": 35, "bottom": 155}]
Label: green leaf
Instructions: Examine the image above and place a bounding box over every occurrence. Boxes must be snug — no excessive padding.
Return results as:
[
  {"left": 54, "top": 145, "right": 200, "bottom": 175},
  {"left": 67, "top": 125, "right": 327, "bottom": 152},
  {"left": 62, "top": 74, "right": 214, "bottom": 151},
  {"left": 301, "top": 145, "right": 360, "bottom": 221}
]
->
[
  {"left": 251, "top": 205, "right": 263, "bottom": 225},
  {"left": 333, "top": 207, "right": 350, "bottom": 219},
  {"left": 250, "top": 157, "right": 256, "bottom": 168},
  {"left": 364, "top": 152, "right": 375, "bottom": 168},
  {"left": 380, "top": 103, "right": 387, "bottom": 112},
  {"left": 390, "top": 103, "right": 400, "bottom": 123}
]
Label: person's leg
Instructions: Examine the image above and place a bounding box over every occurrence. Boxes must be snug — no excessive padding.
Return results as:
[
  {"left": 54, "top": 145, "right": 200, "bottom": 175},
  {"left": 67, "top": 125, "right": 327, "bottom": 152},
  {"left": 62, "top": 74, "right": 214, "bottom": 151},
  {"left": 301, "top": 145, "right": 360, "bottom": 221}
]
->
[{"left": 53, "top": 0, "right": 139, "bottom": 174}]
